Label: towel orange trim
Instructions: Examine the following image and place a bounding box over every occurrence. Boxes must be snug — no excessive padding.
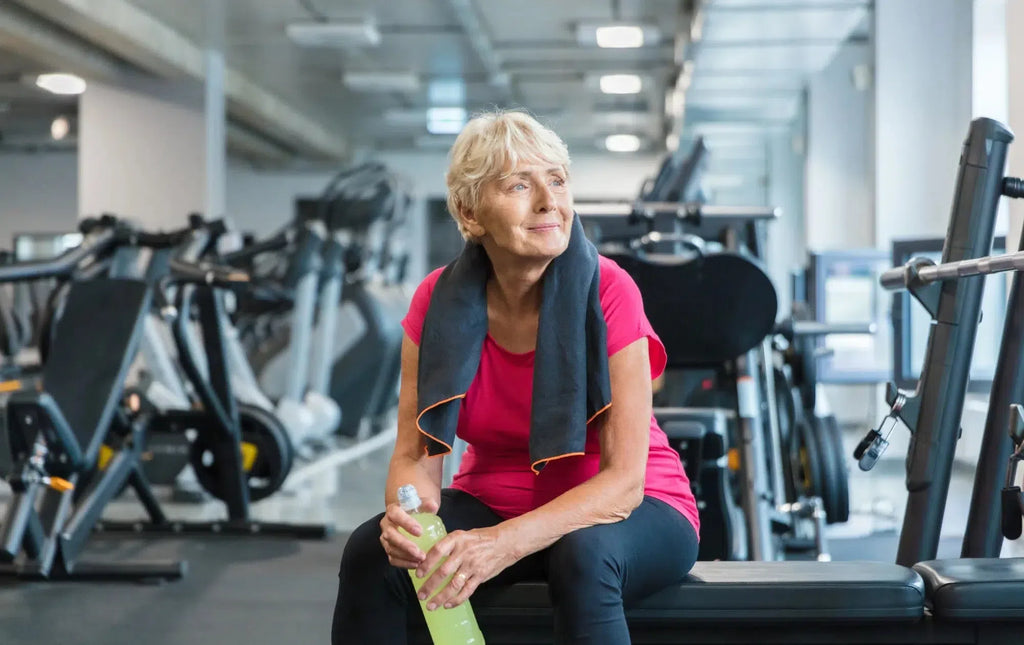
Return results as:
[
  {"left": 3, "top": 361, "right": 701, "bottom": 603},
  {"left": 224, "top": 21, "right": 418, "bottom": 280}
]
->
[
  {"left": 528, "top": 401, "right": 613, "bottom": 474},
  {"left": 531, "top": 451, "right": 586, "bottom": 475},
  {"left": 586, "top": 402, "right": 612, "bottom": 425},
  {"left": 415, "top": 393, "right": 466, "bottom": 457}
]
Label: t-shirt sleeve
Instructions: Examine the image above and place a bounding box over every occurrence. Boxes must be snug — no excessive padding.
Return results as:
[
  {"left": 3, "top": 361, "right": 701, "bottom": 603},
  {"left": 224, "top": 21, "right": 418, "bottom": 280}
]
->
[
  {"left": 599, "top": 258, "right": 668, "bottom": 380},
  {"left": 401, "top": 267, "right": 446, "bottom": 346}
]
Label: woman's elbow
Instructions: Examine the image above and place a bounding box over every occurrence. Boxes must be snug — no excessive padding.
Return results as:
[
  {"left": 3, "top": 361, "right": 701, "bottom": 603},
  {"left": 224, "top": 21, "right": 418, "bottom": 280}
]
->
[{"left": 609, "top": 474, "right": 645, "bottom": 521}]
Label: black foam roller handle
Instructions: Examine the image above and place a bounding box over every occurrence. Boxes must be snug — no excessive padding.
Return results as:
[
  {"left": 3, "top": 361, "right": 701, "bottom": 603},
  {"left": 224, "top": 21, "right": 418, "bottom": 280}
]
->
[{"left": 1002, "top": 486, "right": 1022, "bottom": 539}]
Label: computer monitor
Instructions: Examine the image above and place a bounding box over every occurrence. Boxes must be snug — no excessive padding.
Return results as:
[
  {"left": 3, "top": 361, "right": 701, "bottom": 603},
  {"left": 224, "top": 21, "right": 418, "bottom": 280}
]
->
[
  {"left": 807, "top": 249, "right": 893, "bottom": 384},
  {"left": 892, "top": 236, "right": 1008, "bottom": 393}
]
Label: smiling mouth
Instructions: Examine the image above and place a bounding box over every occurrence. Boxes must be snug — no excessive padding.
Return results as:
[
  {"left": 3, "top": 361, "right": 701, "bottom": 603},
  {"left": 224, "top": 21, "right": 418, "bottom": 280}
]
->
[{"left": 528, "top": 224, "right": 560, "bottom": 232}]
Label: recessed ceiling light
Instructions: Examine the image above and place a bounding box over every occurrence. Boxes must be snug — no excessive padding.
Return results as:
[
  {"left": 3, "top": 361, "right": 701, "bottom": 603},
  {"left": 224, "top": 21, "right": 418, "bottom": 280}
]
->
[
  {"left": 286, "top": 18, "right": 381, "bottom": 47},
  {"left": 605, "top": 134, "right": 641, "bottom": 152},
  {"left": 427, "top": 107, "right": 466, "bottom": 134},
  {"left": 596, "top": 26, "right": 644, "bottom": 48},
  {"left": 51, "top": 116, "right": 71, "bottom": 140},
  {"left": 428, "top": 80, "right": 466, "bottom": 105},
  {"left": 600, "top": 74, "right": 642, "bottom": 94},
  {"left": 35, "top": 73, "right": 86, "bottom": 95}
]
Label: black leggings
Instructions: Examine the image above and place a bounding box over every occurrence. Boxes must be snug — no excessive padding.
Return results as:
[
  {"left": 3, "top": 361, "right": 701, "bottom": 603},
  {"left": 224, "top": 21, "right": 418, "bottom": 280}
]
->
[{"left": 332, "top": 489, "right": 699, "bottom": 645}]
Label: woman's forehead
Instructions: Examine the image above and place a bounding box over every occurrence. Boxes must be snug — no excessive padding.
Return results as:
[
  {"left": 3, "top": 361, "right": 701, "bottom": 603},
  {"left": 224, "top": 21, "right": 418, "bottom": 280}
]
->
[{"left": 498, "top": 157, "right": 567, "bottom": 176}]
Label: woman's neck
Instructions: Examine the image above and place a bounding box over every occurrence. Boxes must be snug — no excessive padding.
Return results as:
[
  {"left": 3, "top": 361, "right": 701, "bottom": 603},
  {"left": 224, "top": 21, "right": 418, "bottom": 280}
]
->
[{"left": 486, "top": 251, "right": 551, "bottom": 317}]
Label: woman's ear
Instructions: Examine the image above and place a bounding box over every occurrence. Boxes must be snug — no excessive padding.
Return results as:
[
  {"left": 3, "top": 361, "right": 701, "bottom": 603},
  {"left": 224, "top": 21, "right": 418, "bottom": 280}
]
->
[{"left": 458, "top": 206, "right": 486, "bottom": 239}]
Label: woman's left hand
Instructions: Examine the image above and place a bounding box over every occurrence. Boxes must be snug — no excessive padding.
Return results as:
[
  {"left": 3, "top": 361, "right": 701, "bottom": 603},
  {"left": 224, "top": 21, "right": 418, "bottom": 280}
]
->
[{"left": 414, "top": 526, "right": 514, "bottom": 611}]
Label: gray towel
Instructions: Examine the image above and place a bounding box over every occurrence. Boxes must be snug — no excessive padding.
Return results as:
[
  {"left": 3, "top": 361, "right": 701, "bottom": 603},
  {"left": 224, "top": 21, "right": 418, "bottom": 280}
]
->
[{"left": 416, "top": 213, "right": 612, "bottom": 473}]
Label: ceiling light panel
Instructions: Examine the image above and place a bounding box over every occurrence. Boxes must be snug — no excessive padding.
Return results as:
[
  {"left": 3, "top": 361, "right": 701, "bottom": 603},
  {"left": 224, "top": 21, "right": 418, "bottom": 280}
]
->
[
  {"left": 599, "top": 74, "right": 643, "bottom": 94},
  {"left": 605, "top": 134, "right": 641, "bottom": 152},
  {"left": 577, "top": 23, "right": 660, "bottom": 48}
]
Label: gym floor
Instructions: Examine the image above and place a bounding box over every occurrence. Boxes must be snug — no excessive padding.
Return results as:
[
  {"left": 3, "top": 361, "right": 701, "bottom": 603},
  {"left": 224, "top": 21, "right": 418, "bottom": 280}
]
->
[{"left": 0, "top": 430, "right": 1014, "bottom": 645}]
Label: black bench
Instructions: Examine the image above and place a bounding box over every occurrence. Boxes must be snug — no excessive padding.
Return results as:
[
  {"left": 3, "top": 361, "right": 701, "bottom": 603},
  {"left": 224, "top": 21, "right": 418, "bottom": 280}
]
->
[
  {"left": 409, "top": 560, "right": 1024, "bottom": 644},
  {"left": 915, "top": 558, "right": 1024, "bottom": 621}
]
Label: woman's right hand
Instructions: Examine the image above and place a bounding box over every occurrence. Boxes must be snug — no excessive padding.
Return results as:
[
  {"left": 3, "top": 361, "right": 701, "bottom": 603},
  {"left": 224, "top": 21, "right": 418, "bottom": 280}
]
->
[{"left": 379, "top": 496, "right": 440, "bottom": 569}]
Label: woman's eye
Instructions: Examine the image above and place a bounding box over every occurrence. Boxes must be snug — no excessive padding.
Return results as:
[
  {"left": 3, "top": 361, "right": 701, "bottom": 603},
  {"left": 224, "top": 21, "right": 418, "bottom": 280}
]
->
[
  {"left": 551, "top": 178, "right": 565, "bottom": 187},
  {"left": 511, "top": 183, "right": 527, "bottom": 191}
]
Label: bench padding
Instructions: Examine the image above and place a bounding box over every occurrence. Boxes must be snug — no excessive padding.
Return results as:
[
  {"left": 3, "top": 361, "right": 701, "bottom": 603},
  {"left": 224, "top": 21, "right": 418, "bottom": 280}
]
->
[
  {"left": 915, "top": 558, "right": 1024, "bottom": 620},
  {"left": 466, "top": 561, "right": 924, "bottom": 623}
]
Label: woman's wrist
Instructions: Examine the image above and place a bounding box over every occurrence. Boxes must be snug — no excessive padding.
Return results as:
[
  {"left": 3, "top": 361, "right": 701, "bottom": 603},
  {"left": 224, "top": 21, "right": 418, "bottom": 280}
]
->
[{"left": 490, "top": 521, "right": 524, "bottom": 564}]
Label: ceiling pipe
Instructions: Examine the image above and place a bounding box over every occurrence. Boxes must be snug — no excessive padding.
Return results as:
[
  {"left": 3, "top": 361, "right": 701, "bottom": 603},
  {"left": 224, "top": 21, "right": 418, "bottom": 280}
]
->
[{"left": 445, "top": 0, "right": 512, "bottom": 97}]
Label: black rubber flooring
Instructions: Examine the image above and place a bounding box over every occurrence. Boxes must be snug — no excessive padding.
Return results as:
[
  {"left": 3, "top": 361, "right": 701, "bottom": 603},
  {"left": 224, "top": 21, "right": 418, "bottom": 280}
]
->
[{"left": 0, "top": 534, "right": 345, "bottom": 645}]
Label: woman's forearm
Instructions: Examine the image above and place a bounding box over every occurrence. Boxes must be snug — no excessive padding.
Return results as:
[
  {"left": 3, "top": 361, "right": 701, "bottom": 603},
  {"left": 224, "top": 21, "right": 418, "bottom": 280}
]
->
[
  {"left": 496, "top": 467, "right": 644, "bottom": 561},
  {"left": 384, "top": 453, "right": 443, "bottom": 508}
]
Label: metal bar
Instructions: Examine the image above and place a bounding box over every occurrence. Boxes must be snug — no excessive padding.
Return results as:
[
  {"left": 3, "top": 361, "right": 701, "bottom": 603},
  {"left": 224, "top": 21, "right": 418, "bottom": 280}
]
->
[
  {"left": 575, "top": 201, "right": 780, "bottom": 220},
  {"left": 96, "top": 520, "right": 333, "bottom": 539},
  {"left": 129, "top": 466, "right": 168, "bottom": 525},
  {"left": 789, "top": 321, "right": 877, "bottom": 336},
  {"left": 761, "top": 339, "right": 788, "bottom": 508},
  {"left": 962, "top": 233, "right": 1024, "bottom": 557},
  {"left": 896, "top": 117, "right": 1013, "bottom": 567},
  {"left": 735, "top": 352, "right": 775, "bottom": 561},
  {"left": 310, "top": 235, "right": 346, "bottom": 395},
  {"left": 194, "top": 286, "right": 249, "bottom": 520},
  {"left": 0, "top": 488, "right": 37, "bottom": 561},
  {"left": 0, "top": 229, "right": 116, "bottom": 283},
  {"left": 59, "top": 450, "right": 136, "bottom": 564},
  {"left": 881, "top": 248, "right": 1024, "bottom": 290}
]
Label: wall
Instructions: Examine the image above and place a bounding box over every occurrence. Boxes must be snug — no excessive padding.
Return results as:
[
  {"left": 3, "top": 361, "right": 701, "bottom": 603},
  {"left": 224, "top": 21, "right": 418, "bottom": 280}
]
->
[
  {"left": 0, "top": 152, "right": 78, "bottom": 247},
  {"left": 874, "top": 0, "right": 973, "bottom": 247},
  {"left": 805, "top": 40, "right": 874, "bottom": 250},
  {"left": 79, "top": 80, "right": 209, "bottom": 232},
  {"left": 766, "top": 122, "right": 807, "bottom": 317}
]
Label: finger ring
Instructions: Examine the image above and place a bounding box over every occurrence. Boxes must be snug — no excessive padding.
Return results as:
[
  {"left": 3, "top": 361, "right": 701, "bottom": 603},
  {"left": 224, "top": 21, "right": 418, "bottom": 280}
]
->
[{"left": 456, "top": 572, "right": 468, "bottom": 583}]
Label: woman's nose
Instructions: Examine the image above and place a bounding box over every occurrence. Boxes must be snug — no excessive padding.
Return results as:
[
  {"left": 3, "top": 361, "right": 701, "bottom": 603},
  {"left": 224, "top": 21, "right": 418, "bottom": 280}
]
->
[{"left": 534, "top": 184, "right": 556, "bottom": 212}]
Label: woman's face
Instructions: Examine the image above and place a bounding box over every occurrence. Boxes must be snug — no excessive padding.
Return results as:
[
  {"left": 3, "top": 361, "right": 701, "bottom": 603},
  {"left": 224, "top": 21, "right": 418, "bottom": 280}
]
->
[{"left": 466, "top": 161, "right": 574, "bottom": 262}]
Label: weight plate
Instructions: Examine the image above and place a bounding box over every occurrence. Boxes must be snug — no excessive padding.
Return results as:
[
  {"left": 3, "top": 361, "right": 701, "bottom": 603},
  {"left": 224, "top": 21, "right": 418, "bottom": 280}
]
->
[
  {"left": 190, "top": 404, "right": 293, "bottom": 503},
  {"left": 790, "top": 418, "right": 824, "bottom": 503},
  {"left": 811, "top": 414, "right": 850, "bottom": 524}
]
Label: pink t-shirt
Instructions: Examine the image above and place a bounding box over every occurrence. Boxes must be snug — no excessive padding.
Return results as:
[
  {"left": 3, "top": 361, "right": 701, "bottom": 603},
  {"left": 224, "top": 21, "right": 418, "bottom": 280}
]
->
[{"left": 402, "top": 256, "right": 700, "bottom": 536}]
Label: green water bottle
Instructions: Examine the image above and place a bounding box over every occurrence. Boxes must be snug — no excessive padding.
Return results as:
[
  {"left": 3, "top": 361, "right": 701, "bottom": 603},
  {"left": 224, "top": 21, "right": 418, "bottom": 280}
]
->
[{"left": 397, "top": 484, "right": 485, "bottom": 645}]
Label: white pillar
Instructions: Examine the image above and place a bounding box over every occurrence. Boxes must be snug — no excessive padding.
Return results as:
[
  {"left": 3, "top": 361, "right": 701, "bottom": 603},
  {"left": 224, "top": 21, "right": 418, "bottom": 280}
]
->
[
  {"left": 1006, "top": 0, "right": 1024, "bottom": 252},
  {"left": 972, "top": 0, "right": 1010, "bottom": 236},
  {"left": 204, "top": 0, "right": 227, "bottom": 223},
  {"left": 873, "top": 0, "right": 973, "bottom": 248},
  {"left": 805, "top": 41, "right": 874, "bottom": 250},
  {"left": 205, "top": 49, "right": 227, "bottom": 222},
  {"left": 79, "top": 78, "right": 207, "bottom": 229}
]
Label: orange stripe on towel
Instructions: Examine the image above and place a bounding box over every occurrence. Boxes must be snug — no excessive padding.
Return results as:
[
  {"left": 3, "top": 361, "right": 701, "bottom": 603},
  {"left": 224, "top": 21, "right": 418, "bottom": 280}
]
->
[
  {"left": 415, "top": 394, "right": 466, "bottom": 457},
  {"left": 586, "top": 402, "right": 612, "bottom": 425},
  {"left": 531, "top": 451, "right": 586, "bottom": 475}
]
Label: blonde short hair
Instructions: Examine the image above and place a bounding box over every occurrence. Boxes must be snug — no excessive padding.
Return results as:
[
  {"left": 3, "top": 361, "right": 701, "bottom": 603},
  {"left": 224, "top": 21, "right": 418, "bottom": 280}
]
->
[{"left": 445, "top": 110, "right": 571, "bottom": 241}]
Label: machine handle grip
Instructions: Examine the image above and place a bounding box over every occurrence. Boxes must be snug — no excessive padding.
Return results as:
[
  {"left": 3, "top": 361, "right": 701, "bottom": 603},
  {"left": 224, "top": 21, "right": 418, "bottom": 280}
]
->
[
  {"left": 1002, "top": 487, "right": 1023, "bottom": 540},
  {"left": 45, "top": 477, "right": 74, "bottom": 492}
]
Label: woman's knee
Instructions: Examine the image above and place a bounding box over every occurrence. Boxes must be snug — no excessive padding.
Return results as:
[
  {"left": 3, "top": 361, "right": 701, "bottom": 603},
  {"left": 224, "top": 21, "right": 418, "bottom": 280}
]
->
[
  {"left": 547, "top": 526, "right": 622, "bottom": 594},
  {"left": 339, "top": 513, "right": 388, "bottom": 578}
]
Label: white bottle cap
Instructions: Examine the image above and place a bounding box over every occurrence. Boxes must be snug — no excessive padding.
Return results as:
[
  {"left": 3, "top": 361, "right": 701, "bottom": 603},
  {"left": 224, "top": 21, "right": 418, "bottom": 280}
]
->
[{"left": 397, "top": 484, "right": 421, "bottom": 512}]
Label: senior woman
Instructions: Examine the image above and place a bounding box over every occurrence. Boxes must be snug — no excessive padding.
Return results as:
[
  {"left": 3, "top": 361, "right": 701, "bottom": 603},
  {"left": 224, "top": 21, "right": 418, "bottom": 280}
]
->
[{"left": 332, "top": 110, "right": 700, "bottom": 645}]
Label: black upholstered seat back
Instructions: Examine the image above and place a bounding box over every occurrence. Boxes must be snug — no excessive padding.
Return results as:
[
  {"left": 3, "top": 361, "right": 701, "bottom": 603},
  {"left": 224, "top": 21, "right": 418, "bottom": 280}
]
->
[
  {"left": 41, "top": 278, "right": 151, "bottom": 465},
  {"left": 605, "top": 252, "right": 778, "bottom": 367}
]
